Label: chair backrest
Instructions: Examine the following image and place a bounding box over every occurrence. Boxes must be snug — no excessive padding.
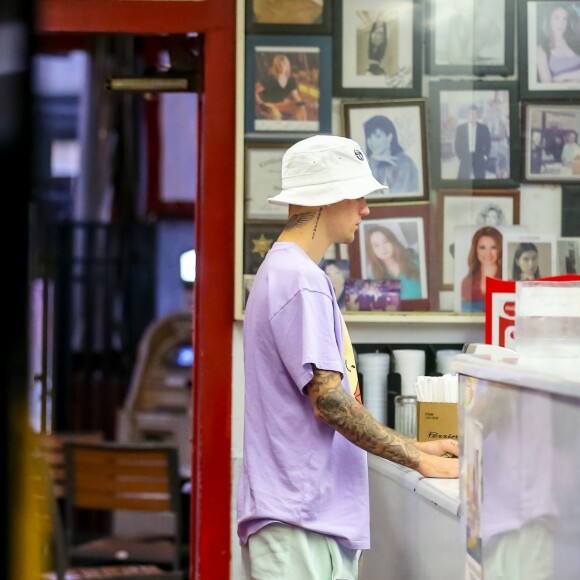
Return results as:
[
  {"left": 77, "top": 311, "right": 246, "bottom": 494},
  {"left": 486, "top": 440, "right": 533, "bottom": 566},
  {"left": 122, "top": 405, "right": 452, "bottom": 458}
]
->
[
  {"left": 29, "top": 444, "right": 69, "bottom": 579},
  {"left": 38, "top": 431, "right": 104, "bottom": 498},
  {"left": 31, "top": 438, "right": 185, "bottom": 580},
  {"left": 63, "top": 441, "right": 183, "bottom": 569}
]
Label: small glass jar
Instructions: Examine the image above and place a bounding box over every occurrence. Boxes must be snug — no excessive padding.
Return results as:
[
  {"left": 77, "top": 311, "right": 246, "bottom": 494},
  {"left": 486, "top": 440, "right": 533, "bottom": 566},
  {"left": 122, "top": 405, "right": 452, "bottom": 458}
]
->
[{"left": 394, "top": 395, "right": 417, "bottom": 439}]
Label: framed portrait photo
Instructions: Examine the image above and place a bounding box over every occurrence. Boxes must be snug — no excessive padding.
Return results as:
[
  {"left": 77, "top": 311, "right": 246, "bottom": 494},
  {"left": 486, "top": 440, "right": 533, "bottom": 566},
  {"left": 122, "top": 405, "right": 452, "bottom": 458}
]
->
[
  {"left": 245, "top": 0, "right": 332, "bottom": 35},
  {"left": 520, "top": 0, "right": 580, "bottom": 99},
  {"left": 245, "top": 35, "right": 332, "bottom": 136},
  {"left": 425, "top": 0, "right": 515, "bottom": 76},
  {"left": 333, "top": 0, "right": 421, "bottom": 98},
  {"left": 343, "top": 100, "right": 429, "bottom": 203},
  {"left": 245, "top": 142, "right": 293, "bottom": 220},
  {"left": 429, "top": 80, "right": 520, "bottom": 189},
  {"left": 501, "top": 233, "right": 558, "bottom": 281},
  {"left": 522, "top": 101, "right": 580, "bottom": 183},
  {"left": 453, "top": 224, "right": 527, "bottom": 313},
  {"left": 348, "top": 203, "right": 431, "bottom": 311},
  {"left": 557, "top": 237, "right": 580, "bottom": 274},
  {"left": 436, "top": 189, "right": 521, "bottom": 290}
]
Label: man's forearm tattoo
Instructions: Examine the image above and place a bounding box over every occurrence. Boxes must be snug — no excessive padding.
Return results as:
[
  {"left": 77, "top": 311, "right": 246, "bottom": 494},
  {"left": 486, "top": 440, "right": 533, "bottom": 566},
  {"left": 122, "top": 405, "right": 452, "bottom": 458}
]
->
[{"left": 311, "top": 370, "right": 421, "bottom": 469}]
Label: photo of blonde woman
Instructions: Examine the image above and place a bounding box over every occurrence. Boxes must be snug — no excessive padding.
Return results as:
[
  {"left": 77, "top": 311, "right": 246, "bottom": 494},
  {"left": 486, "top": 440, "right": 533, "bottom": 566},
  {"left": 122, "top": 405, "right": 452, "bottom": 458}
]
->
[{"left": 246, "top": 37, "right": 331, "bottom": 134}]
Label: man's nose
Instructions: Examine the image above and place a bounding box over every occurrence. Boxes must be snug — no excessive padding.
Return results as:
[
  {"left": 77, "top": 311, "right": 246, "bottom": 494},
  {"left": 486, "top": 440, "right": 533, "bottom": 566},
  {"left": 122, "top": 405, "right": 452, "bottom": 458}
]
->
[{"left": 360, "top": 199, "right": 370, "bottom": 216}]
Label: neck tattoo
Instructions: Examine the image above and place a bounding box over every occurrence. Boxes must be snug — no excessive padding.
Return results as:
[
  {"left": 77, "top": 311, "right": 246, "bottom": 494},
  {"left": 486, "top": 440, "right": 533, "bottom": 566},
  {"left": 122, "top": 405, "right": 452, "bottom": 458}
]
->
[
  {"left": 285, "top": 211, "right": 316, "bottom": 231},
  {"left": 311, "top": 207, "right": 323, "bottom": 240}
]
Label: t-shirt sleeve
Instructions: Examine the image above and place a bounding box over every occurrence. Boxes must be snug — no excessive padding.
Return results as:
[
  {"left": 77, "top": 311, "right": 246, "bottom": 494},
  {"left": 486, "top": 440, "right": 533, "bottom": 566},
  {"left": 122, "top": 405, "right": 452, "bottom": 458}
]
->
[
  {"left": 288, "top": 76, "right": 298, "bottom": 93},
  {"left": 271, "top": 288, "right": 344, "bottom": 394}
]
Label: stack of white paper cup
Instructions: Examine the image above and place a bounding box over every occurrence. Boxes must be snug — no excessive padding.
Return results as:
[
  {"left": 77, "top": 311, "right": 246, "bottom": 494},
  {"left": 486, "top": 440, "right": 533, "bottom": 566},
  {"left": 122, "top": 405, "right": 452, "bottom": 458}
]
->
[
  {"left": 435, "top": 349, "right": 462, "bottom": 375},
  {"left": 358, "top": 352, "right": 390, "bottom": 424},
  {"left": 392, "top": 349, "right": 426, "bottom": 397}
]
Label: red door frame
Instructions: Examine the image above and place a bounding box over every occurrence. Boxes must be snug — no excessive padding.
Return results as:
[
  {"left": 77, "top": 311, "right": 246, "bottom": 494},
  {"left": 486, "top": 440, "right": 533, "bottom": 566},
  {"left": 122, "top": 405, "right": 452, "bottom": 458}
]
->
[{"left": 37, "top": 2, "right": 236, "bottom": 578}]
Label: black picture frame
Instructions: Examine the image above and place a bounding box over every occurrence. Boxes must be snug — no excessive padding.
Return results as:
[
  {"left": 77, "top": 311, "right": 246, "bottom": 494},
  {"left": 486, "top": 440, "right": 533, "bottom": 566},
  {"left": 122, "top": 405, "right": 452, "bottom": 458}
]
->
[
  {"left": 244, "top": 35, "right": 332, "bottom": 137},
  {"left": 425, "top": 0, "right": 515, "bottom": 76},
  {"left": 245, "top": 0, "right": 332, "bottom": 35},
  {"left": 243, "top": 222, "right": 285, "bottom": 275},
  {"left": 343, "top": 99, "right": 430, "bottom": 203},
  {"left": 521, "top": 100, "right": 580, "bottom": 183},
  {"left": 332, "top": 0, "right": 422, "bottom": 98},
  {"left": 429, "top": 80, "right": 520, "bottom": 189},
  {"left": 519, "top": 0, "right": 580, "bottom": 100}
]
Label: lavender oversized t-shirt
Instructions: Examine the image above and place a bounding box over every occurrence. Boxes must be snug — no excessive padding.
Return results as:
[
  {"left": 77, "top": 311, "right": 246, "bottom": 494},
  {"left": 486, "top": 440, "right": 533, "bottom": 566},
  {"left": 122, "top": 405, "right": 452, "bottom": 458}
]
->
[{"left": 237, "top": 242, "right": 369, "bottom": 550}]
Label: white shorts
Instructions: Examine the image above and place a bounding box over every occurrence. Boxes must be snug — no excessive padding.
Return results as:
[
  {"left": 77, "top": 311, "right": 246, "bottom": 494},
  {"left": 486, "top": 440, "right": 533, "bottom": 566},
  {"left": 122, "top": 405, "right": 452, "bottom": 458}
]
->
[
  {"left": 241, "top": 522, "right": 362, "bottom": 580},
  {"left": 483, "top": 519, "right": 553, "bottom": 580}
]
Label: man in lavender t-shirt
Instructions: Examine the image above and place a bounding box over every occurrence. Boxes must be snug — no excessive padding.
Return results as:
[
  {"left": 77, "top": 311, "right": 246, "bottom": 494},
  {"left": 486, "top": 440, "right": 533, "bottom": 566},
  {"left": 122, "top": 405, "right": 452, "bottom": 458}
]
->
[{"left": 237, "top": 135, "right": 459, "bottom": 579}]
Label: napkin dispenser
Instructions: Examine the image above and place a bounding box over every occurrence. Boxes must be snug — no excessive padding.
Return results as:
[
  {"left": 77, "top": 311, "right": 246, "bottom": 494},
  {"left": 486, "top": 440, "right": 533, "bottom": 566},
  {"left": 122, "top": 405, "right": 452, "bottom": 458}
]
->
[
  {"left": 415, "top": 374, "right": 459, "bottom": 442},
  {"left": 416, "top": 402, "right": 458, "bottom": 442}
]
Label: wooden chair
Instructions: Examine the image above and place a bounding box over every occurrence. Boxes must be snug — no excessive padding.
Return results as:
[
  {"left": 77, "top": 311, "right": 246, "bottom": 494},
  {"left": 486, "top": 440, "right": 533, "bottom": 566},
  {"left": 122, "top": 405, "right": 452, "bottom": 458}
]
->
[
  {"left": 38, "top": 431, "right": 104, "bottom": 499},
  {"left": 62, "top": 441, "right": 187, "bottom": 572},
  {"left": 29, "top": 440, "right": 184, "bottom": 580}
]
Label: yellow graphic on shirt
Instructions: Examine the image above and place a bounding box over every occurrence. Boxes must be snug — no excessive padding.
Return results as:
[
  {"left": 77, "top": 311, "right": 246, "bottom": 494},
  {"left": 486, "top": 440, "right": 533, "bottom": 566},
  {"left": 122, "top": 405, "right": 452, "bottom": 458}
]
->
[{"left": 341, "top": 316, "right": 361, "bottom": 402}]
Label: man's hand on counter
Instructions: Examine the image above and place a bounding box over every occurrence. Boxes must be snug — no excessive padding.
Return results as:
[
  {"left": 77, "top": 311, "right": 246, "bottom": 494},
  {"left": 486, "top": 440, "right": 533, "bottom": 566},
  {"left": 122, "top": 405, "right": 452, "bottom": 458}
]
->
[{"left": 414, "top": 439, "right": 459, "bottom": 478}]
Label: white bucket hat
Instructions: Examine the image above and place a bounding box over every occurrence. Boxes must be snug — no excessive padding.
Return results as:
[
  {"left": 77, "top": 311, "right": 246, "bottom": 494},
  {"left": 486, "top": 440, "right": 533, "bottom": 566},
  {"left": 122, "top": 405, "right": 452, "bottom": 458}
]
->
[{"left": 267, "top": 135, "right": 389, "bottom": 207}]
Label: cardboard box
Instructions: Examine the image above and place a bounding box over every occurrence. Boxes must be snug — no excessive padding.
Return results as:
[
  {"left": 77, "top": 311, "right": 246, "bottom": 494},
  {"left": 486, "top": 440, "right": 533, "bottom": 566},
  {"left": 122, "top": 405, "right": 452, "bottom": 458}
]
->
[{"left": 416, "top": 402, "right": 458, "bottom": 442}]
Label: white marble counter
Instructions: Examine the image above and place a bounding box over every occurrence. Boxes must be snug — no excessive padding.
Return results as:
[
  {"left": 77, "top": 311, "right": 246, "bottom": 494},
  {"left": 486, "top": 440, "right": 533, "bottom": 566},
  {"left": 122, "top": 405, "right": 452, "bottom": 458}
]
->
[{"left": 368, "top": 454, "right": 460, "bottom": 517}]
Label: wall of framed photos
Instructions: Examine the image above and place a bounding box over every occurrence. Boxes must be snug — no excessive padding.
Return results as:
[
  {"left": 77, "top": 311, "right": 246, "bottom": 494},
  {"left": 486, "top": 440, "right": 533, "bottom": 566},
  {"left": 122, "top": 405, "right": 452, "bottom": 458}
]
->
[{"left": 234, "top": 0, "right": 580, "bottom": 323}]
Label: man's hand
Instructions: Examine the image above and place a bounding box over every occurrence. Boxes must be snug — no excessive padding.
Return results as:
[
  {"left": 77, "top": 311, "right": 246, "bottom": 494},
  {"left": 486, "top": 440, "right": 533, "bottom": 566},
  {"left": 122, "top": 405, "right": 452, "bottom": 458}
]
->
[{"left": 415, "top": 439, "right": 459, "bottom": 478}]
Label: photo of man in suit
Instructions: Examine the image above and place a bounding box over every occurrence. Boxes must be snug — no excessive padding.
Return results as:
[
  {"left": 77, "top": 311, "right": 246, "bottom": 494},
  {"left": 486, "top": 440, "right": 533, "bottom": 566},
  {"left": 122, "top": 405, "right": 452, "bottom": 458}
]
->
[{"left": 454, "top": 105, "right": 491, "bottom": 179}]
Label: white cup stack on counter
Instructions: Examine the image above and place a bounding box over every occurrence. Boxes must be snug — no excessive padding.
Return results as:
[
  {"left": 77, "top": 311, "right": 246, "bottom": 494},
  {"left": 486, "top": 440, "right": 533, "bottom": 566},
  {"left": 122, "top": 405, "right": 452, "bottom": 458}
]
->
[
  {"left": 392, "top": 349, "right": 426, "bottom": 397},
  {"left": 357, "top": 352, "right": 391, "bottom": 425},
  {"left": 435, "top": 349, "right": 462, "bottom": 375}
]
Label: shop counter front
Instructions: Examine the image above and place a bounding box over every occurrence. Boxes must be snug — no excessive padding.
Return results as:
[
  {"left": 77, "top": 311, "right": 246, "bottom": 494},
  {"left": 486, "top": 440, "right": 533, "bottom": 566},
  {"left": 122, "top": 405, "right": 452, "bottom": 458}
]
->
[
  {"left": 362, "top": 455, "right": 465, "bottom": 580},
  {"left": 453, "top": 350, "right": 580, "bottom": 580},
  {"left": 363, "top": 348, "right": 580, "bottom": 580}
]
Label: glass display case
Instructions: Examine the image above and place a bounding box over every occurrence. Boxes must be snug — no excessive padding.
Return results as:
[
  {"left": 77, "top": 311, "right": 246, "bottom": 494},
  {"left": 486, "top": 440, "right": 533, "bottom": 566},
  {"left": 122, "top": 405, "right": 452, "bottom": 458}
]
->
[{"left": 455, "top": 350, "right": 580, "bottom": 579}]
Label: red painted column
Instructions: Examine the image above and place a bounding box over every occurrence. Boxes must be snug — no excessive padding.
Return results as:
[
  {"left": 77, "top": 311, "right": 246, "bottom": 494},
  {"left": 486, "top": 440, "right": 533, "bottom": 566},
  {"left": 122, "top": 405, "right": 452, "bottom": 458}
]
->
[
  {"left": 36, "top": 2, "right": 237, "bottom": 578},
  {"left": 191, "top": 3, "right": 236, "bottom": 579}
]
